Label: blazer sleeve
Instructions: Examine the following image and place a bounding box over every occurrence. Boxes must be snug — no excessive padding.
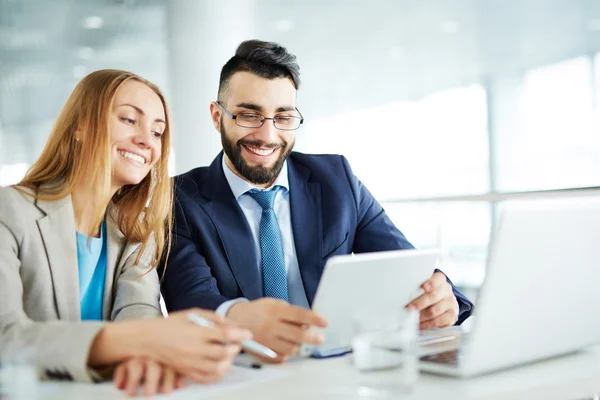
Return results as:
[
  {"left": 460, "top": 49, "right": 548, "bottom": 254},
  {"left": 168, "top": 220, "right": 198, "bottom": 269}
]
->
[
  {"left": 110, "top": 238, "right": 163, "bottom": 321},
  {"left": 0, "top": 196, "right": 106, "bottom": 383},
  {"left": 160, "top": 195, "right": 230, "bottom": 311},
  {"left": 341, "top": 156, "right": 473, "bottom": 324}
]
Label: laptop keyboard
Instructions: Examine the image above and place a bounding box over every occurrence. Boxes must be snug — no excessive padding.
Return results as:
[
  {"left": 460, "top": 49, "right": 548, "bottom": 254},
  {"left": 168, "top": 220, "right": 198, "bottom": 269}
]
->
[{"left": 420, "top": 349, "right": 461, "bottom": 366}]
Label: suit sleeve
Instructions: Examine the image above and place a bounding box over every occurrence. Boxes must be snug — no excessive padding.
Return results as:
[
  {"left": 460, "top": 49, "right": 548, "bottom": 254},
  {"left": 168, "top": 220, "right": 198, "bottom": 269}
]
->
[
  {"left": 0, "top": 196, "right": 106, "bottom": 383},
  {"left": 160, "top": 194, "right": 230, "bottom": 311},
  {"left": 111, "top": 239, "right": 163, "bottom": 321},
  {"left": 341, "top": 156, "right": 473, "bottom": 324}
]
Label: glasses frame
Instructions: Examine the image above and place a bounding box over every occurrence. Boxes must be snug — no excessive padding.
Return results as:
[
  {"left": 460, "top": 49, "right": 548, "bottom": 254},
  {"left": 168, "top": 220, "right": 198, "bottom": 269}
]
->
[{"left": 216, "top": 101, "right": 304, "bottom": 131}]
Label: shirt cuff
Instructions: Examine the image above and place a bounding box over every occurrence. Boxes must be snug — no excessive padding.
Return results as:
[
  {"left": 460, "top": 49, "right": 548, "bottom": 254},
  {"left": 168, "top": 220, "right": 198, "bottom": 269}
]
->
[
  {"left": 216, "top": 298, "right": 249, "bottom": 317},
  {"left": 88, "top": 365, "right": 115, "bottom": 383}
]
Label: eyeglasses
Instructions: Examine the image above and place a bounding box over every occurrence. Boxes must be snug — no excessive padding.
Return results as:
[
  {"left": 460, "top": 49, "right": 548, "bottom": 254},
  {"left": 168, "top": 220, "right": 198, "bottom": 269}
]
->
[{"left": 216, "top": 101, "right": 304, "bottom": 131}]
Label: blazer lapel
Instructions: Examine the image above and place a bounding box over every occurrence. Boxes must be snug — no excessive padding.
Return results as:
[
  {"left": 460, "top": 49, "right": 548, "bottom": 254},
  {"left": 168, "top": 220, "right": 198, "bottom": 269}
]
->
[
  {"left": 198, "top": 154, "right": 262, "bottom": 299},
  {"left": 288, "top": 159, "right": 323, "bottom": 305},
  {"left": 35, "top": 194, "right": 81, "bottom": 321},
  {"left": 103, "top": 214, "right": 126, "bottom": 320}
]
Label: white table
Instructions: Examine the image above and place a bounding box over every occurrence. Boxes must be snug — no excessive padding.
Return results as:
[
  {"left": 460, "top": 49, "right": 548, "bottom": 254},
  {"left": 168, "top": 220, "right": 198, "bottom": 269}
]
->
[{"left": 36, "top": 345, "right": 600, "bottom": 400}]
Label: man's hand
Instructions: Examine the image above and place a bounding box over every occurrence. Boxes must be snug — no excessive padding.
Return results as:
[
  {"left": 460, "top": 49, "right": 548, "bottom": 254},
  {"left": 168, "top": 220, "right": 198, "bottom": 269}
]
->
[
  {"left": 406, "top": 272, "right": 459, "bottom": 330},
  {"left": 227, "top": 298, "right": 328, "bottom": 362}
]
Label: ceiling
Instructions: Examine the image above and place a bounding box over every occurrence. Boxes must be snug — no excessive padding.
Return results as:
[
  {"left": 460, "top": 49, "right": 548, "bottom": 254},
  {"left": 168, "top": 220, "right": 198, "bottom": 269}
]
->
[
  {"left": 1, "top": 0, "right": 600, "bottom": 163},
  {"left": 261, "top": 0, "right": 600, "bottom": 116}
]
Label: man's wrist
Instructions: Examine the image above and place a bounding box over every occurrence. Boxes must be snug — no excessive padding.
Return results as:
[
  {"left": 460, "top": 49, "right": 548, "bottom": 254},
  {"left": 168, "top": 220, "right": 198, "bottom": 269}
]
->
[
  {"left": 227, "top": 301, "right": 250, "bottom": 322},
  {"left": 454, "top": 299, "right": 461, "bottom": 324},
  {"left": 216, "top": 298, "right": 249, "bottom": 318}
]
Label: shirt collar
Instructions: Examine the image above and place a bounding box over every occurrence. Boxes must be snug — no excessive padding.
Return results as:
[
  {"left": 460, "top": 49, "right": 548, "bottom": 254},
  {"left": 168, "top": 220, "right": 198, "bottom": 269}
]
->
[{"left": 222, "top": 155, "right": 289, "bottom": 200}]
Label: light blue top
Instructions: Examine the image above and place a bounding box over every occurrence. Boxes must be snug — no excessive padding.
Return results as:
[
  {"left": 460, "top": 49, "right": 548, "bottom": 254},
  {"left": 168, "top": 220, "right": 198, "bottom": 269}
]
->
[
  {"left": 76, "top": 221, "right": 107, "bottom": 321},
  {"left": 216, "top": 157, "right": 310, "bottom": 316}
]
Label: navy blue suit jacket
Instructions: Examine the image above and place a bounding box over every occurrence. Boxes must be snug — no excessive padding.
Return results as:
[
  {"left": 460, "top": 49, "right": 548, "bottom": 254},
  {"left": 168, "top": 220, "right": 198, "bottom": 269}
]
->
[{"left": 161, "top": 152, "right": 473, "bottom": 324}]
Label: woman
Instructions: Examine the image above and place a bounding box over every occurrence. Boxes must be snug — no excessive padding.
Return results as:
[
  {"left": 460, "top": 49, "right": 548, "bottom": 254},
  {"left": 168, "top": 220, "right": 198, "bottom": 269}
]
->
[{"left": 0, "top": 70, "right": 251, "bottom": 397}]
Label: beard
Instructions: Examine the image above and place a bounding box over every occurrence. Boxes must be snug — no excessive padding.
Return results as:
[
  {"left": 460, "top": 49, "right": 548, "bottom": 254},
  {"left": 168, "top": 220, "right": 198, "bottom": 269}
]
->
[{"left": 220, "top": 122, "right": 294, "bottom": 185}]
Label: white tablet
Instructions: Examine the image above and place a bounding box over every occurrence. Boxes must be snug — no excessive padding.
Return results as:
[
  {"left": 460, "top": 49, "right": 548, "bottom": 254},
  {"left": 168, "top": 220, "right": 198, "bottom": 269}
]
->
[{"left": 299, "top": 249, "right": 439, "bottom": 357}]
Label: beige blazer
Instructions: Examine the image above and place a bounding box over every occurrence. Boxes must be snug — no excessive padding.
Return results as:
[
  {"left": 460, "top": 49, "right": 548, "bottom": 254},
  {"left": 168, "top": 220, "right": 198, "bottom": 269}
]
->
[{"left": 0, "top": 185, "right": 162, "bottom": 382}]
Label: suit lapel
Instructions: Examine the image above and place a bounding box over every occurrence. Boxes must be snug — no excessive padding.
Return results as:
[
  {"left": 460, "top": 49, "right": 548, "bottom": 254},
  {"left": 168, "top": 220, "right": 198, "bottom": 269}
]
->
[
  {"left": 103, "top": 214, "right": 126, "bottom": 320},
  {"left": 198, "top": 154, "right": 262, "bottom": 299},
  {"left": 288, "top": 159, "right": 323, "bottom": 305},
  {"left": 35, "top": 194, "right": 81, "bottom": 320}
]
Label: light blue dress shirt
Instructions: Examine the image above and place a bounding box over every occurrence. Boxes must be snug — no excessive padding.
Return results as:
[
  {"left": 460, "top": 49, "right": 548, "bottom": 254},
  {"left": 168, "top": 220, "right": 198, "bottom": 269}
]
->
[
  {"left": 216, "top": 157, "right": 310, "bottom": 316},
  {"left": 76, "top": 222, "right": 107, "bottom": 321}
]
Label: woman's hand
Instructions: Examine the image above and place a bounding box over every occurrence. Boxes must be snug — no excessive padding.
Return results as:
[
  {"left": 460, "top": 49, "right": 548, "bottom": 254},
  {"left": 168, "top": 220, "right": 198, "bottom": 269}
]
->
[
  {"left": 145, "top": 309, "right": 251, "bottom": 383},
  {"left": 89, "top": 308, "right": 252, "bottom": 384},
  {"left": 113, "top": 358, "right": 186, "bottom": 397}
]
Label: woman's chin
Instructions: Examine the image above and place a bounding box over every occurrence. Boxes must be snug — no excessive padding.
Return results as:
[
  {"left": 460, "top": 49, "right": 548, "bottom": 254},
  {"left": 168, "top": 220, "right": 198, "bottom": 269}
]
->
[{"left": 112, "top": 174, "right": 147, "bottom": 189}]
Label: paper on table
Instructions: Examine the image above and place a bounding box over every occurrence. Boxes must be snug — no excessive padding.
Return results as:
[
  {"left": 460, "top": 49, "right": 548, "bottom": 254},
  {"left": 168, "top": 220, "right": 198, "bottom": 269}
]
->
[
  {"left": 155, "top": 365, "right": 290, "bottom": 399},
  {"left": 37, "top": 365, "right": 289, "bottom": 399}
]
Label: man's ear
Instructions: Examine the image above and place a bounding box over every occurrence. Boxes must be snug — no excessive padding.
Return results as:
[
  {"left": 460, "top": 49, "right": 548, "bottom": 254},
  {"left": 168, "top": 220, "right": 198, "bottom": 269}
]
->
[{"left": 209, "top": 102, "right": 222, "bottom": 132}]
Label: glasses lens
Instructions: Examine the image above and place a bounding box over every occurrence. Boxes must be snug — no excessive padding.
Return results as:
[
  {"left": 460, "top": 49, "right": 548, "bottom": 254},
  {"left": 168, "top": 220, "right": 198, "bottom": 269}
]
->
[
  {"left": 236, "top": 113, "right": 263, "bottom": 128},
  {"left": 274, "top": 116, "right": 301, "bottom": 130}
]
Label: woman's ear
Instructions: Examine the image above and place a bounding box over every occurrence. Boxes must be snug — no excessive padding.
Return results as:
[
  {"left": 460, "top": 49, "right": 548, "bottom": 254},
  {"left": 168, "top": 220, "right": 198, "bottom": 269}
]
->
[{"left": 74, "top": 124, "right": 83, "bottom": 142}]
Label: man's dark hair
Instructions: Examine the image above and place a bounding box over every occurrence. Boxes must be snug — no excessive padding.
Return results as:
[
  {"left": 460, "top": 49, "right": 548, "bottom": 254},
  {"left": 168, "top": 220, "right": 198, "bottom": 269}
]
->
[{"left": 218, "top": 40, "right": 300, "bottom": 102}]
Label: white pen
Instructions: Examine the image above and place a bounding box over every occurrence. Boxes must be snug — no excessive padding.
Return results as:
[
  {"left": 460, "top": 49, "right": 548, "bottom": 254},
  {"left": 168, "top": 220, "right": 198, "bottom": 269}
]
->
[{"left": 187, "top": 312, "right": 278, "bottom": 359}]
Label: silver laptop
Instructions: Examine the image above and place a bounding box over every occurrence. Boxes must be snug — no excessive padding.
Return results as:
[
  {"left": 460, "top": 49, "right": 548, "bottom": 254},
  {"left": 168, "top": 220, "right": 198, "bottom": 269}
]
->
[
  {"left": 420, "top": 197, "right": 600, "bottom": 377},
  {"left": 299, "top": 249, "right": 439, "bottom": 357}
]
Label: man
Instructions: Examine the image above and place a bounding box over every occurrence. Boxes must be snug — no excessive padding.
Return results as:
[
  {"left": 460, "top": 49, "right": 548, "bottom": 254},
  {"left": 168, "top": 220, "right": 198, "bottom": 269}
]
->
[{"left": 161, "top": 40, "right": 473, "bottom": 362}]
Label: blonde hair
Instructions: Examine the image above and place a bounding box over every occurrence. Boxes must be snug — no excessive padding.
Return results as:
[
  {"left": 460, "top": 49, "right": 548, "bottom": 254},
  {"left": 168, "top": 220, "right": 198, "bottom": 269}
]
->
[{"left": 18, "top": 69, "right": 173, "bottom": 269}]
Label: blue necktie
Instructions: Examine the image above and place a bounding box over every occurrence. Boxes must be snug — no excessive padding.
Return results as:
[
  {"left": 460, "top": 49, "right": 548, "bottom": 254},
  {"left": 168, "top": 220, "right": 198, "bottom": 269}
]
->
[{"left": 247, "top": 186, "right": 289, "bottom": 301}]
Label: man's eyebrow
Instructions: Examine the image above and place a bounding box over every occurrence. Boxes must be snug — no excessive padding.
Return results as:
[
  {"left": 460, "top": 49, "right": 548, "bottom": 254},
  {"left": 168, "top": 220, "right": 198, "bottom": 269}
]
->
[
  {"left": 275, "top": 106, "right": 297, "bottom": 113},
  {"left": 234, "top": 103, "right": 297, "bottom": 114},
  {"left": 235, "top": 102, "right": 263, "bottom": 112}
]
